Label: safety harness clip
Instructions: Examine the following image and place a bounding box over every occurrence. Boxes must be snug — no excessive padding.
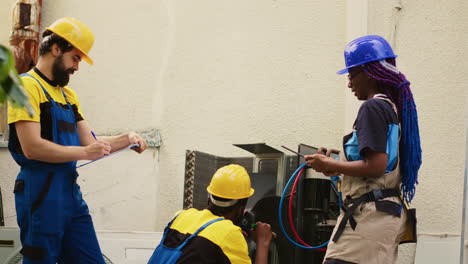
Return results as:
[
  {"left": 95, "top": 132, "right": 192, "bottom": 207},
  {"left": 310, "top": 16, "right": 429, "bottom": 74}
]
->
[{"left": 368, "top": 189, "right": 384, "bottom": 201}]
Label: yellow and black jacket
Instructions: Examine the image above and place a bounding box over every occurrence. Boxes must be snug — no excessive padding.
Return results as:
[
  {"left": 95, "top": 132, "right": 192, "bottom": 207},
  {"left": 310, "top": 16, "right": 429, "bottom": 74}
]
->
[
  {"left": 163, "top": 208, "right": 251, "bottom": 264},
  {"left": 8, "top": 68, "right": 84, "bottom": 155}
]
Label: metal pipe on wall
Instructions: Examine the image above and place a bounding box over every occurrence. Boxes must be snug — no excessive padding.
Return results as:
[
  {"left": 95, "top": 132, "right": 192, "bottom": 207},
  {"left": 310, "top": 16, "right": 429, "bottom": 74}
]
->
[
  {"left": 10, "top": 0, "right": 42, "bottom": 74},
  {"left": 460, "top": 123, "right": 468, "bottom": 264}
]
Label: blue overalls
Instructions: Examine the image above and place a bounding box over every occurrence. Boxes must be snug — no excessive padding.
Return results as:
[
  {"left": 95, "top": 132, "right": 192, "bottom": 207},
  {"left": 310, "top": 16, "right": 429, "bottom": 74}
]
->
[
  {"left": 11, "top": 74, "right": 105, "bottom": 264},
  {"left": 148, "top": 216, "right": 224, "bottom": 264}
]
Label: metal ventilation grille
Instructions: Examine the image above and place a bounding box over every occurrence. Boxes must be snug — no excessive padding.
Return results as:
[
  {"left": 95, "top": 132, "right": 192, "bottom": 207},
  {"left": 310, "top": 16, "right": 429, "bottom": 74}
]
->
[
  {"left": 183, "top": 150, "right": 252, "bottom": 210},
  {"left": 183, "top": 150, "right": 298, "bottom": 210},
  {"left": 183, "top": 151, "right": 196, "bottom": 209}
]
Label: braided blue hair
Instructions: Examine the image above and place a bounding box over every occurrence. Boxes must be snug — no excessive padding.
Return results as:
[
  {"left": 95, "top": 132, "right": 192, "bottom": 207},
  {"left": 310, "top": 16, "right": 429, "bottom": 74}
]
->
[{"left": 362, "top": 59, "right": 422, "bottom": 203}]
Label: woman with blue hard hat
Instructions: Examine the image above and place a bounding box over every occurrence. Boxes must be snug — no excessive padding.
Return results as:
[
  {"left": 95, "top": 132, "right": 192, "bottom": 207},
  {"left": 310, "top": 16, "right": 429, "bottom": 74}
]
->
[{"left": 305, "top": 35, "right": 421, "bottom": 264}]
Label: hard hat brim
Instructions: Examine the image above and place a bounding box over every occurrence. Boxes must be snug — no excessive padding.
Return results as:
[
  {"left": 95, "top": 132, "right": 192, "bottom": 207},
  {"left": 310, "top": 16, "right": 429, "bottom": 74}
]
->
[
  {"left": 207, "top": 187, "right": 255, "bottom": 200},
  {"left": 83, "top": 55, "right": 94, "bottom": 65},
  {"left": 336, "top": 55, "right": 398, "bottom": 75},
  {"left": 337, "top": 68, "right": 349, "bottom": 75}
]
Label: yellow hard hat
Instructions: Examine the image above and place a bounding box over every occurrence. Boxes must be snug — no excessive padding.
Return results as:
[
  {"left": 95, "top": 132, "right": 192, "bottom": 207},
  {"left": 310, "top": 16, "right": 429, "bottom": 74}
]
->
[
  {"left": 207, "top": 164, "right": 255, "bottom": 200},
  {"left": 45, "top": 17, "right": 94, "bottom": 65}
]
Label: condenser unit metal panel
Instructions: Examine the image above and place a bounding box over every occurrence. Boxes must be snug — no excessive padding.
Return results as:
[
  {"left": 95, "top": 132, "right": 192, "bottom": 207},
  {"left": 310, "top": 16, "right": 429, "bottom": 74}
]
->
[
  {"left": 293, "top": 143, "right": 340, "bottom": 264},
  {"left": 234, "top": 143, "right": 283, "bottom": 155},
  {"left": 298, "top": 144, "right": 340, "bottom": 180},
  {"left": 184, "top": 144, "right": 331, "bottom": 264},
  {"left": 233, "top": 143, "right": 294, "bottom": 196}
]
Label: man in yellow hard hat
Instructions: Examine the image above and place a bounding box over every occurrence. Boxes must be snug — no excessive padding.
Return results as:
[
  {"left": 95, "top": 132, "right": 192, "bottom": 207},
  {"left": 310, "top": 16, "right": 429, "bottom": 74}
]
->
[
  {"left": 7, "top": 17, "right": 148, "bottom": 263},
  {"left": 148, "top": 164, "right": 273, "bottom": 264}
]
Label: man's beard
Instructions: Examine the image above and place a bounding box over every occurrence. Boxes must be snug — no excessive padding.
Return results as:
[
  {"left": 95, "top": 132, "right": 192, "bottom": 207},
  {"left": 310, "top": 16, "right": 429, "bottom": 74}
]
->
[{"left": 52, "top": 55, "right": 74, "bottom": 87}]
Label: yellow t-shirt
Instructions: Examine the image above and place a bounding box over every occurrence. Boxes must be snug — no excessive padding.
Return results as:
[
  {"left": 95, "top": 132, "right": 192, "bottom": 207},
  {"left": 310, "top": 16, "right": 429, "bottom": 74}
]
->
[
  {"left": 163, "top": 208, "right": 252, "bottom": 264},
  {"left": 7, "top": 68, "right": 85, "bottom": 154},
  {"left": 8, "top": 68, "right": 84, "bottom": 124}
]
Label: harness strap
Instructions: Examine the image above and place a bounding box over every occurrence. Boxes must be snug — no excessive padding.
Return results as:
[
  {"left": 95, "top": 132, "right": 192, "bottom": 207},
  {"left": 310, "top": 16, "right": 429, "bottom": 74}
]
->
[
  {"left": 177, "top": 218, "right": 224, "bottom": 250},
  {"left": 159, "top": 214, "right": 224, "bottom": 251},
  {"left": 159, "top": 214, "right": 181, "bottom": 245},
  {"left": 20, "top": 73, "right": 73, "bottom": 108},
  {"left": 332, "top": 188, "right": 400, "bottom": 243}
]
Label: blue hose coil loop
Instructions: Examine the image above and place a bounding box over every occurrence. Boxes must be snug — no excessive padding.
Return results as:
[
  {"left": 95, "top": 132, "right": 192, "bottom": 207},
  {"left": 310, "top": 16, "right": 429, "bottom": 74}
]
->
[{"left": 278, "top": 163, "right": 329, "bottom": 249}]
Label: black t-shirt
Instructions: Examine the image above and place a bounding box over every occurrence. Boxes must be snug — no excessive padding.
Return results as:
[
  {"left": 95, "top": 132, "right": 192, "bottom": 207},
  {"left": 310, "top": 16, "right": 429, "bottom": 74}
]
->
[
  {"left": 344, "top": 96, "right": 399, "bottom": 171},
  {"left": 355, "top": 97, "right": 399, "bottom": 153}
]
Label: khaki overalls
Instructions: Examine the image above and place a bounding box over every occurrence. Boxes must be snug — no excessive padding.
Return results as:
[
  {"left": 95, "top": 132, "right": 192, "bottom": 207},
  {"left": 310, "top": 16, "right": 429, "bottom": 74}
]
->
[{"left": 324, "top": 97, "right": 407, "bottom": 264}]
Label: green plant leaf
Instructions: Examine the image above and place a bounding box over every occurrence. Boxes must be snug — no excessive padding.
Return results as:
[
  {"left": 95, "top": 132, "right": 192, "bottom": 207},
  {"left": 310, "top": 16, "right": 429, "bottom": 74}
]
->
[
  {"left": 0, "top": 44, "right": 33, "bottom": 116},
  {"left": 7, "top": 70, "right": 33, "bottom": 116},
  {"left": 0, "top": 84, "right": 6, "bottom": 103},
  {"left": 0, "top": 46, "right": 10, "bottom": 82}
]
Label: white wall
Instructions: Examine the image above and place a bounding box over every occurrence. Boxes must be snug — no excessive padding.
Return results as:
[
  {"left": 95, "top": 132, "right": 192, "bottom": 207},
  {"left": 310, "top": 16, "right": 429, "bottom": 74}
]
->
[
  {"left": 367, "top": 0, "right": 468, "bottom": 263},
  {"left": 1, "top": 1, "right": 467, "bottom": 263}
]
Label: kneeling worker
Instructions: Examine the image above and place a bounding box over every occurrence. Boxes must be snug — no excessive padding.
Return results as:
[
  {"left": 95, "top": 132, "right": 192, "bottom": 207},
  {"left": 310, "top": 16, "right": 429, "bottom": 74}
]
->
[{"left": 148, "top": 164, "right": 273, "bottom": 264}]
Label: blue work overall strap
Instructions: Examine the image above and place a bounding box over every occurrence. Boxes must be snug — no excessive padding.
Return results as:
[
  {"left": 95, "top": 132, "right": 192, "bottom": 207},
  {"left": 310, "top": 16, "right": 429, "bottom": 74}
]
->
[
  {"left": 21, "top": 73, "right": 74, "bottom": 111},
  {"left": 176, "top": 217, "right": 224, "bottom": 250},
  {"left": 15, "top": 73, "right": 80, "bottom": 167},
  {"left": 147, "top": 214, "right": 184, "bottom": 264},
  {"left": 13, "top": 74, "right": 86, "bottom": 262},
  {"left": 147, "top": 216, "right": 224, "bottom": 264},
  {"left": 158, "top": 214, "right": 181, "bottom": 245}
]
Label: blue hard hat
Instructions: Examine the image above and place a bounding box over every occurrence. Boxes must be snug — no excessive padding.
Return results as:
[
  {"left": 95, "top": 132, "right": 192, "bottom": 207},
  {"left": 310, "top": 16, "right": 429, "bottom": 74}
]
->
[{"left": 337, "top": 35, "right": 397, "bottom": 75}]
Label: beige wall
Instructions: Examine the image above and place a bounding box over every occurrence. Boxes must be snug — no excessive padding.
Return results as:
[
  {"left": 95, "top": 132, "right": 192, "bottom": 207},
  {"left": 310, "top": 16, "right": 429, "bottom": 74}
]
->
[
  {"left": 1, "top": 0, "right": 467, "bottom": 263},
  {"left": 0, "top": 0, "right": 161, "bottom": 231},
  {"left": 153, "top": 0, "right": 346, "bottom": 230},
  {"left": 0, "top": 0, "right": 346, "bottom": 226}
]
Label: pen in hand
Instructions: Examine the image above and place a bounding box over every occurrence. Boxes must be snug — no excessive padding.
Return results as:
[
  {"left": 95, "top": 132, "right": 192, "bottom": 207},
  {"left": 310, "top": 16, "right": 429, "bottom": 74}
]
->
[
  {"left": 91, "top": 131, "right": 138, "bottom": 149},
  {"left": 91, "top": 131, "right": 98, "bottom": 141}
]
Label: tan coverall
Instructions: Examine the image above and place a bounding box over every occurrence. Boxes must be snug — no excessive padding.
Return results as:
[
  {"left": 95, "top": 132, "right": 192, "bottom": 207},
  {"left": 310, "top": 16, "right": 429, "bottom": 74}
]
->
[{"left": 323, "top": 98, "right": 408, "bottom": 264}]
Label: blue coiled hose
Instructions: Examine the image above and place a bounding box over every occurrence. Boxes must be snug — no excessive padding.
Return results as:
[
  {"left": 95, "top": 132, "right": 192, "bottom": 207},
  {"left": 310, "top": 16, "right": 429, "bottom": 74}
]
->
[{"left": 278, "top": 163, "right": 329, "bottom": 249}]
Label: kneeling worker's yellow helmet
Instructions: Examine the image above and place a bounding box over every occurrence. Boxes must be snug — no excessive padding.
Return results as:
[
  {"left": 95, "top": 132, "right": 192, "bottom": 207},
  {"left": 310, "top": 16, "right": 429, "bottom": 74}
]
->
[
  {"left": 45, "top": 17, "right": 95, "bottom": 65},
  {"left": 207, "top": 164, "right": 255, "bottom": 200}
]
